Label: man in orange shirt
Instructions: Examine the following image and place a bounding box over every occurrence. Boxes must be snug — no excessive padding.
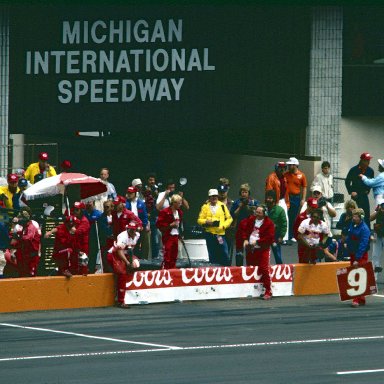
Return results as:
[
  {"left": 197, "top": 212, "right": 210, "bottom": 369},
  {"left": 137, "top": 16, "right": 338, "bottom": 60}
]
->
[
  {"left": 265, "top": 162, "right": 289, "bottom": 242},
  {"left": 285, "top": 157, "right": 307, "bottom": 244}
]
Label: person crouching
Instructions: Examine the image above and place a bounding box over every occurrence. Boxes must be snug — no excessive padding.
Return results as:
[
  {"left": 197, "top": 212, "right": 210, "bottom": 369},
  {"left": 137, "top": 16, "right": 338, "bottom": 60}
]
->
[
  {"left": 107, "top": 221, "right": 141, "bottom": 308},
  {"left": 239, "top": 205, "right": 275, "bottom": 300}
]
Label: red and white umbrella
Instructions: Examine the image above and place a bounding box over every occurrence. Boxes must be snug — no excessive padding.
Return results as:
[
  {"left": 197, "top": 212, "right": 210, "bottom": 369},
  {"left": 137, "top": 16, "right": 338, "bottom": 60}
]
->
[{"left": 23, "top": 172, "right": 107, "bottom": 201}]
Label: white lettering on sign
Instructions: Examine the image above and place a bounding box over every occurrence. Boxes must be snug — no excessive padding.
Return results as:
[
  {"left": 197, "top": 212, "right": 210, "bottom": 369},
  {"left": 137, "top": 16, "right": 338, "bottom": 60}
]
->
[
  {"left": 25, "top": 18, "right": 215, "bottom": 104},
  {"left": 347, "top": 267, "right": 367, "bottom": 297}
]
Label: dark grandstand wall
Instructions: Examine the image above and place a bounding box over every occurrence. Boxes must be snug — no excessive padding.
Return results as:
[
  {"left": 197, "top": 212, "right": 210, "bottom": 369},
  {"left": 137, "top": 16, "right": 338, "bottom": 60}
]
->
[{"left": 9, "top": 4, "right": 310, "bottom": 153}]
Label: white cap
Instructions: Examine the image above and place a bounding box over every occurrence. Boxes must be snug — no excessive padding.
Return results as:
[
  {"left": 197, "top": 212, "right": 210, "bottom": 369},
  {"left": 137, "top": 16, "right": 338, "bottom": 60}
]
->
[
  {"left": 208, "top": 189, "right": 219, "bottom": 197},
  {"left": 132, "top": 178, "right": 142, "bottom": 187},
  {"left": 286, "top": 157, "right": 299, "bottom": 165},
  {"left": 378, "top": 159, "right": 384, "bottom": 168},
  {"left": 311, "top": 184, "right": 322, "bottom": 193}
]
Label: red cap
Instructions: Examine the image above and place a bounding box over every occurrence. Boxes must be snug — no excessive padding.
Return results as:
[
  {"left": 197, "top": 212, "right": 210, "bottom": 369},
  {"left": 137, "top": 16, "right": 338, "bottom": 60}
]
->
[
  {"left": 127, "top": 186, "right": 137, "bottom": 194},
  {"left": 7, "top": 173, "right": 19, "bottom": 183},
  {"left": 126, "top": 221, "right": 138, "bottom": 230},
  {"left": 61, "top": 160, "right": 72, "bottom": 170},
  {"left": 113, "top": 196, "right": 126, "bottom": 205},
  {"left": 73, "top": 201, "right": 85, "bottom": 210},
  {"left": 39, "top": 152, "right": 49, "bottom": 161},
  {"left": 360, "top": 152, "right": 373, "bottom": 160},
  {"left": 307, "top": 197, "right": 318, "bottom": 209}
]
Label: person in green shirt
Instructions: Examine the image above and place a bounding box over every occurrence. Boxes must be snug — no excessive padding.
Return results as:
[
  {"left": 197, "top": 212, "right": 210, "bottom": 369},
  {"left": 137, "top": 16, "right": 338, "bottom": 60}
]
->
[{"left": 265, "top": 190, "right": 287, "bottom": 264}]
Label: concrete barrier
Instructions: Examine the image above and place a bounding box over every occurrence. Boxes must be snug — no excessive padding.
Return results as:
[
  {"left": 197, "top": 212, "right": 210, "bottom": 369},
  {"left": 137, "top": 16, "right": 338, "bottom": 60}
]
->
[
  {"left": 0, "top": 274, "right": 115, "bottom": 313},
  {"left": 0, "top": 262, "right": 350, "bottom": 313},
  {"left": 293, "top": 262, "right": 350, "bottom": 296}
]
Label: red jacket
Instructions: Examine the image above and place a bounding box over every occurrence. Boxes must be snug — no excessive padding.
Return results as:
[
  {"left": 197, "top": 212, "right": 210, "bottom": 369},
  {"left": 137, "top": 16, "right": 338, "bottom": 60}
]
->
[
  {"left": 156, "top": 207, "right": 183, "bottom": 238},
  {"left": 53, "top": 224, "right": 75, "bottom": 257},
  {"left": 74, "top": 216, "right": 90, "bottom": 254},
  {"left": 21, "top": 221, "right": 41, "bottom": 254},
  {"left": 293, "top": 211, "right": 309, "bottom": 240},
  {"left": 112, "top": 208, "right": 142, "bottom": 238},
  {"left": 238, "top": 215, "right": 275, "bottom": 249}
]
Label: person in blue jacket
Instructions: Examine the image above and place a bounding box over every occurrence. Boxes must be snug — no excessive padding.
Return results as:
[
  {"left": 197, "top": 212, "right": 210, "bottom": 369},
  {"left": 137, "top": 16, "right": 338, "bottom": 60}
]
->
[
  {"left": 360, "top": 158, "right": 384, "bottom": 206},
  {"left": 346, "top": 208, "right": 371, "bottom": 308}
]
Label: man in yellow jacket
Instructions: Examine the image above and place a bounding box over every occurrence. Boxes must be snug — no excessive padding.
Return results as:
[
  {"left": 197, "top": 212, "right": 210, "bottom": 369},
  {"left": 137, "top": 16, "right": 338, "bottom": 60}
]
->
[
  {"left": 0, "top": 174, "right": 19, "bottom": 209},
  {"left": 197, "top": 189, "right": 233, "bottom": 266},
  {"left": 24, "top": 152, "right": 57, "bottom": 184}
]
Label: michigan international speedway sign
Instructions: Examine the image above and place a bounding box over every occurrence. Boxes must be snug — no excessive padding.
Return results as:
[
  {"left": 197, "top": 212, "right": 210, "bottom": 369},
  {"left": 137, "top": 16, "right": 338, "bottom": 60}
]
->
[{"left": 9, "top": 4, "right": 309, "bottom": 153}]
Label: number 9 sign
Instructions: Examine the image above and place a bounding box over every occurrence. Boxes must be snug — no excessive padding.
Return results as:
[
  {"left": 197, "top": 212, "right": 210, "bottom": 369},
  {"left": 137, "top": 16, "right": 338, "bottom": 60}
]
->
[{"left": 337, "top": 262, "right": 377, "bottom": 301}]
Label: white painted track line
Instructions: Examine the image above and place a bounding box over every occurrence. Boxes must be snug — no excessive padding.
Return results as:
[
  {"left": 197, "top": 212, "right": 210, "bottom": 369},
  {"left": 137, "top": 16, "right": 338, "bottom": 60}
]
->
[
  {"left": 0, "top": 323, "right": 181, "bottom": 350},
  {"left": 337, "top": 368, "right": 384, "bottom": 375},
  {"left": 0, "top": 331, "right": 383, "bottom": 363}
]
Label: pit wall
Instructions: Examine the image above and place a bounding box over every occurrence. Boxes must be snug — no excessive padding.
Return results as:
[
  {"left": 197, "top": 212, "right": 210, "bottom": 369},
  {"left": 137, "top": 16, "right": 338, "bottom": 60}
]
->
[{"left": 0, "top": 262, "right": 349, "bottom": 313}]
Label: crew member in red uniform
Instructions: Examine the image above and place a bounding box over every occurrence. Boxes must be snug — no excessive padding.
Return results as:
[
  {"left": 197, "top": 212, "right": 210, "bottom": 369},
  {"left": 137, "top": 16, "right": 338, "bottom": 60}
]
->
[
  {"left": 294, "top": 197, "right": 319, "bottom": 263},
  {"left": 72, "top": 201, "right": 91, "bottom": 273},
  {"left": 107, "top": 221, "right": 141, "bottom": 308},
  {"left": 239, "top": 205, "right": 275, "bottom": 300},
  {"left": 112, "top": 196, "right": 142, "bottom": 238},
  {"left": 50, "top": 215, "right": 88, "bottom": 278},
  {"left": 156, "top": 194, "right": 183, "bottom": 269},
  {"left": 10, "top": 207, "right": 41, "bottom": 277}
]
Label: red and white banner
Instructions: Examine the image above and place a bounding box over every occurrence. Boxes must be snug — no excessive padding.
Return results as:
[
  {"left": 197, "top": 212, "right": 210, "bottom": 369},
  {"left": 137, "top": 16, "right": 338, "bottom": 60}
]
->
[
  {"left": 124, "top": 265, "right": 293, "bottom": 305},
  {"left": 337, "top": 262, "right": 377, "bottom": 301}
]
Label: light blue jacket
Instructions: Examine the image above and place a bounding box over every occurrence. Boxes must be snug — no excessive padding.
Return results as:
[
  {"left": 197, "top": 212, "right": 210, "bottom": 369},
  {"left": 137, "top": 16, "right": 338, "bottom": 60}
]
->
[{"left": 361, "top": 172, "right": 384, "bottom": 197}]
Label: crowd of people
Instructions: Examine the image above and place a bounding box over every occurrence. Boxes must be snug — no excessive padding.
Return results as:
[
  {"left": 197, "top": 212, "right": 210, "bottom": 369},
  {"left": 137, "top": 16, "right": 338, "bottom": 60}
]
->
[{"left": 0, "top": 151, "right": 383, "bottom": 308}]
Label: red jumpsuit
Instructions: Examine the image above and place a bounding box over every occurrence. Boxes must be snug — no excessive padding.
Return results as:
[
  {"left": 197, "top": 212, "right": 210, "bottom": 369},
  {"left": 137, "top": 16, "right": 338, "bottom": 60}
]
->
[
  {"left": 112, "top": 208, "right": 142, "bottom": 239},
  {"left": 238, "top": 215, "right": 275, "bottom": 296},
  {"left": 294, "top": 211, "right": 310, "bottom": 263},
  {"left": 72, "top": 216, "right": 91, "bottom": 274},
  {"left": 107, "top": 231, "right": 140, "bottom": 304},
  {"left": 156, "top": 207, "right": 183, "bottom": 269},
  {"left": 12, "top": 221, "right": 41, "bottom": 277},
  {"left": 52, "top": 223, "right": 88, "bottom": 275}
]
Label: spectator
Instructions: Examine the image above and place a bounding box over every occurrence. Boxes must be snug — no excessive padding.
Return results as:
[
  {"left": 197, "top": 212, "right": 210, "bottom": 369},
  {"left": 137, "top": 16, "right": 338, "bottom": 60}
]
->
[
  {"left": 24, "top": 152, "right": 57, "bottom": 184},
  {"left": 143, "top": 173, "right": 160, "bottom": 259},
  {"left": 95, "top": 167, "right": 117, "bottom": 211},
  {"left": 265, "top": 162, "right": 289, "bottom": 243},
  {"left": 323, "top": 229, "right": 349, "bottom": 262},
  {"left": 198, "top": 189, "right": 233, "bottom": 266},
  {"left": 12, "top": 178, "right": 29, "bottom": 210},
  {"left": 231, "top": 183, "right": 259, "bottom": 266},
  {"left": 10, "top": 207, "right": 42, "bottom": 277},
  {"left": 0, "top": 221, "right": 10, "bottom": 277},
  {"left": 300, "top": 184, "right": 336, "bottom": 236},
  {"left": 240, "top": 205, "right": 275, "bottom": 300},
  {"left": 336, "top": 199, "right": 358, "bottom": 234},
  {"left": 0, "top": 174, "right": 19, "bottom": 209},
  {"left": 265, "top": 190, "right": 287, "bottom": 264},
  {"left": 346, "top": 208, "right": 371, "bottom": 307},
  {"left": 218, "top": 184, "right": 234, "bottom": 258},
  {"left": 297, "top": 208, "right": 331, "bottom": 264},
  {"left": 98, "top": 200, "right": 115, "bottom": 272},
  {"left": 359, "top": 158, "right": 384, "bottom": 206},
  {"left": 370, "top": 198, "right": 384, "bottom": 281},
  {"left": 156, "top": 194, "right": 183, "bottom": 269},
  {"left": 60, "top": 160, "right": 72, "bottom": 173},
  {"left": 285, "top": 157, "right": 307, "bottom": 244},
  {"left": 345, "top": 152, "right": 374, "bottom": 227},
  {"left": 112, "top": 196, "right": 142, "bottom": 239},
  {"left": 126, "top": 186, "right": 149, "bottom": 258},
  {"left": 107, "top": 221, "right": 141, "bottom": 308},
  {"left": 83, "top": 201, "right": 103, "bottom": 272},
  {"left": 156, "top": 179, "right": 189, "bottom": 211},
  {"left": 312, "top": 161, "right": 334, "bottom": 203}
]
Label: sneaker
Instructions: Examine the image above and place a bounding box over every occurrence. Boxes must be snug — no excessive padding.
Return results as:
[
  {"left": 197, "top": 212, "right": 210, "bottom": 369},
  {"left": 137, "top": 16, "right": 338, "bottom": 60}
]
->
[
  {"left": 374, "top": 266, "right": 383, "bottom": 273},
  {"left": 291, "top": 238, "right": 297, "bottom": 243},
  {"left": 351, "top": 299, "right": 359, "bottom": 308},
  {"left": 261, "top": 292, "right": 272, "bottom": 301}
]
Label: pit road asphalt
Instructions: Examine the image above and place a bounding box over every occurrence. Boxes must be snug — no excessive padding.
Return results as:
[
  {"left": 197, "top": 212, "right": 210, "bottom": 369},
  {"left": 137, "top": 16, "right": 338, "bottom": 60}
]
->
[{"left": 1, "top": 244, "right": 383, "bottom": 384}]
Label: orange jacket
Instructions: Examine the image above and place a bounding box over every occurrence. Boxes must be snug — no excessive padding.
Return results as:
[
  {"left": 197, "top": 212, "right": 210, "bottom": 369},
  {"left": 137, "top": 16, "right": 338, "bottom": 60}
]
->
[{"left": 265, "top": 172, "right": 290, "bottom": 208}]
